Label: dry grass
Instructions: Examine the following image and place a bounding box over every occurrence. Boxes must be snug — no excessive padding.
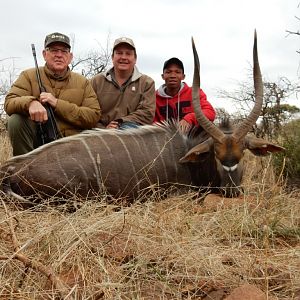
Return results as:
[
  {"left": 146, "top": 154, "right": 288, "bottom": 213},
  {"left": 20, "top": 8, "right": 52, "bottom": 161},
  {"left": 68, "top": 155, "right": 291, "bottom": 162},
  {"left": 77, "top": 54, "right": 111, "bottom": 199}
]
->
[
  {"left": 0, "top": 131, "right": 299, "bottom": 299},
  {"left": 0, "top": 131, "right": 12, "bottom": 165}
]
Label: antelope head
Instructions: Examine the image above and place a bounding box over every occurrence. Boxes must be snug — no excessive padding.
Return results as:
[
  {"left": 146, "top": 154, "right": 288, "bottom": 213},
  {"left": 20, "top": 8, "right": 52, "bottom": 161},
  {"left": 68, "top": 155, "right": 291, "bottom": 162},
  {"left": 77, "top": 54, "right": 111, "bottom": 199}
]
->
[{"left": 180, "top": 31, "right": 284, "bottom": 197}]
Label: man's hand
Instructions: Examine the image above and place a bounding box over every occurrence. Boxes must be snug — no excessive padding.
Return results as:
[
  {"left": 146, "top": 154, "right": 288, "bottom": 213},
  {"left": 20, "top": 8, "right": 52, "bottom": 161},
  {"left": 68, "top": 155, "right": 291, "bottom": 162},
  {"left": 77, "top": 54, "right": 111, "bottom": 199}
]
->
[
  {"left": 40, "top": 92, "right": 58, "bottom": 108},
  {"left": 106, "top": 120, "right": 120, "bottom": 129},
  {"left": 29, "top": 100, "right": 48, "bottom": 122},
  {"left": 179, "top": 119, "right": 192, "bottom": 134}
]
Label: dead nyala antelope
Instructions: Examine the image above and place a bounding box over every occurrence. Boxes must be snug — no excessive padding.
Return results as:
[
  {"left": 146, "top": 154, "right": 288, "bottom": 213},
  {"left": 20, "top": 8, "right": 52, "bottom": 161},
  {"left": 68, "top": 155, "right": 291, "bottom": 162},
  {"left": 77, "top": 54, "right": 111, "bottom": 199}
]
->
[{"left": 0, "top": 31, "right": 284, "bottom": 201}]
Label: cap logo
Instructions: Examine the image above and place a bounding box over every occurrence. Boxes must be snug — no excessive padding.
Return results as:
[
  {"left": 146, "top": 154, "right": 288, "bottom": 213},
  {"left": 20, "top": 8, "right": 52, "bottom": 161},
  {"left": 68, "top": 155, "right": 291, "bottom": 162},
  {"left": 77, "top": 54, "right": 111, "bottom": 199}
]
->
[{"left": 50, "top": 34, "right": 66, "bottom": 40}]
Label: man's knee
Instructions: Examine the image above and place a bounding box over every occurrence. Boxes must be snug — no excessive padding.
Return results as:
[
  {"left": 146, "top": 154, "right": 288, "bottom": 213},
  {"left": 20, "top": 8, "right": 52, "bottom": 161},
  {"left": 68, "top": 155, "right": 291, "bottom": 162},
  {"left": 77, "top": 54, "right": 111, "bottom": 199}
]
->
[
  {"left": 7, "top": 114, "right": 37, "bottom": 156},
  {"left": 7, "top": 114, "right": 26, "bottom": 134}
]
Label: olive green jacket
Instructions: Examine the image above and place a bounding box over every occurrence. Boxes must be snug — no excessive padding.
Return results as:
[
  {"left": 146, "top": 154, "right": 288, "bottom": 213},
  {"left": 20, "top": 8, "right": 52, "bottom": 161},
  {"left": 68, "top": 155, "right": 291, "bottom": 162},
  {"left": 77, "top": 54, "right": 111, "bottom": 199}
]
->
[
  {"left": 91, "top": 66, "right": 155, "bottom": 127},
  {"left": 5, "top": 65, "right": 101, "bottom": 136}
]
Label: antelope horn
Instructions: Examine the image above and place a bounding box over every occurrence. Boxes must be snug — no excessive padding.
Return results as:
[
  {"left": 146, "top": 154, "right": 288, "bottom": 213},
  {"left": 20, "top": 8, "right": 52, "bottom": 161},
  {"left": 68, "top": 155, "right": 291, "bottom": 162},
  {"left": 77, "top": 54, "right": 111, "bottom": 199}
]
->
[
  {"left": 232, "top": 30, "right": 263, "bottom": 141},
  {"left": 191, "top": 37, "right": 225, "bottom": 143}
]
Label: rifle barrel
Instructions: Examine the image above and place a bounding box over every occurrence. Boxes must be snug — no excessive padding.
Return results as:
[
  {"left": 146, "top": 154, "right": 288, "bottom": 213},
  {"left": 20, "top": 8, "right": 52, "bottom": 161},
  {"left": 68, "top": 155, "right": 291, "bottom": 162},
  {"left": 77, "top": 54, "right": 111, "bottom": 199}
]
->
[
  {"left": 31, "top": 44, "right": 46, "bottom": 93},
  {"left": 31, "top": 44, "right": 61, "bottom": 144}
]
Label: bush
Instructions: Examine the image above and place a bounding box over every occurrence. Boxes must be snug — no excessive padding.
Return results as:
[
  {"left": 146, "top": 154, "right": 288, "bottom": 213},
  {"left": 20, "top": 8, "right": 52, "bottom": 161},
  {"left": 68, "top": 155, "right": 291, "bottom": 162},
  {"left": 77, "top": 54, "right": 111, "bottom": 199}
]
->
[{"left": 273, "top": 118, "right": 300, "bottom": 186}]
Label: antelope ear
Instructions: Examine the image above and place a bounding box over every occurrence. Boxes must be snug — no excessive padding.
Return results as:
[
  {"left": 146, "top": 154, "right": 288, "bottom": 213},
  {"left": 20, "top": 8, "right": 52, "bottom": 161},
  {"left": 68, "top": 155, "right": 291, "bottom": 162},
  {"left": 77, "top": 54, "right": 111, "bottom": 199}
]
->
[
  {"left": 179, "top": 138, "right": 214, "bottom": 163},
  {"left": 245, "top": 136, "right": 285, "bottom": 156}
]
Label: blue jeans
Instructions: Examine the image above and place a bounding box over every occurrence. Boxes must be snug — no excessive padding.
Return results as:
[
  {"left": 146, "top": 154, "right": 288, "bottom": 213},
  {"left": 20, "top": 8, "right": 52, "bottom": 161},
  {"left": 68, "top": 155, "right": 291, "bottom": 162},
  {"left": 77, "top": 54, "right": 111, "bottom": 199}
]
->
[{"left": 119, "top": 121, "right": 140, "bottom": 130}]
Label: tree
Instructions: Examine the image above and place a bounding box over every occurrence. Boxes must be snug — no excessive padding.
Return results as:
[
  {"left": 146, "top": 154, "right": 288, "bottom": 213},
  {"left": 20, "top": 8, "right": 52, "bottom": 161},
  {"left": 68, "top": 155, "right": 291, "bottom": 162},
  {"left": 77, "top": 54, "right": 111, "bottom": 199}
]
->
[
  {"left": 70, "top": 39, "right": 111, "bottom": 78},
  {"left": 218, "top": 76, "right": 300, "bottom": 139},
  {"left": 0, "top": 58, "right": 19, "bottom": 97},
  {"left": 286, "top": 2, "right": 300, "bottom": 55},
  {"left": 0, "top": 57, "right": 20, "bottom": 119},
  {"left": 214, "top": 107, "right": 231, "bottom": 125}
]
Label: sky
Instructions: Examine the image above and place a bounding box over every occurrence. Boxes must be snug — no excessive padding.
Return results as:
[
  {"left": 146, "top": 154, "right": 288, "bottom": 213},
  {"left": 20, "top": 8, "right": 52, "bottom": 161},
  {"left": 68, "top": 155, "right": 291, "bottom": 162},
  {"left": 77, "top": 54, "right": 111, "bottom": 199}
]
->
[{"left": 0, "top": 0, "right": 299, "bottom": 113}]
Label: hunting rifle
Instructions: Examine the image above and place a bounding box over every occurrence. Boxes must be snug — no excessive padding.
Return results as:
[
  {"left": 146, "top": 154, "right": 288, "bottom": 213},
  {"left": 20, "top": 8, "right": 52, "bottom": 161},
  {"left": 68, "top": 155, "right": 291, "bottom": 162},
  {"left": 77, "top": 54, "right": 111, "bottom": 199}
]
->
[{"left": 31, "top": 44, "right": 61, "bottom": 145}]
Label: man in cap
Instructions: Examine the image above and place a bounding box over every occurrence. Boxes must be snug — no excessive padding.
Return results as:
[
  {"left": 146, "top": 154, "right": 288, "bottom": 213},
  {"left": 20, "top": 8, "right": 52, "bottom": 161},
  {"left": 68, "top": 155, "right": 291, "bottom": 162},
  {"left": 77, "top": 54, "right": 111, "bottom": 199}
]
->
[
  {"left": 154, "top": 57, "right": 215, "bottom": 133},
  {"left": 91, "top": 37, "right": 155, "bottom": 129},
  {"left": 5, "top": 32, "right": 101, "bottom": 156}
]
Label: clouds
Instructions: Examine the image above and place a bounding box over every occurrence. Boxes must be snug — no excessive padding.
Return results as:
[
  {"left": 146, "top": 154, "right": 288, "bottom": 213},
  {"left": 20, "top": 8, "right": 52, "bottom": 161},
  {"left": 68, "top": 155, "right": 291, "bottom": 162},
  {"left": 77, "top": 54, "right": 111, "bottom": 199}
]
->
[{"left": 0, "top": 0, "right": 299, "bottom": 111}]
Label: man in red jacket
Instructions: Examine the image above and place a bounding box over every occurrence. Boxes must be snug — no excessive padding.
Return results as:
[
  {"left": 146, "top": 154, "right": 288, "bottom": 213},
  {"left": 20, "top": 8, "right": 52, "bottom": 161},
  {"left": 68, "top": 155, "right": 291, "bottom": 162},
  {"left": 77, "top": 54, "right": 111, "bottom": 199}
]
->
[{"left": 154, "top": 57, "right": 215, "bottom": 133}]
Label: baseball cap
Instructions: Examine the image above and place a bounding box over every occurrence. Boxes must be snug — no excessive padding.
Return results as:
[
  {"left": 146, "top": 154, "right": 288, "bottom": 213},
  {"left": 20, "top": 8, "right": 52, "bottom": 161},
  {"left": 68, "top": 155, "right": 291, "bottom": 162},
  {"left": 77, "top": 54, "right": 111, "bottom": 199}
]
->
[
  {"left": 163, "top": 57, "right": 184, "bottom": 73},
  {"left": 113, "top": 37, "right": 136, "bottom": 50},
  {"left": 44, "top": 32, "right": 71, "bottom": 49}
]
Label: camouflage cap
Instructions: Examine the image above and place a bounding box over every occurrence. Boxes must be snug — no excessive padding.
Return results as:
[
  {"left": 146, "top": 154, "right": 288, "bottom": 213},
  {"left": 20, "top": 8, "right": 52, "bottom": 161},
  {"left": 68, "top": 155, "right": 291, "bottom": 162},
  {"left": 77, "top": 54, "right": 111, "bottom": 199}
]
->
[
  {"left": 113, "top": 37, "right": 135, "bottom": 50},
  {"left": 44, "top": 32, "right": 71, "bottom": 49}
]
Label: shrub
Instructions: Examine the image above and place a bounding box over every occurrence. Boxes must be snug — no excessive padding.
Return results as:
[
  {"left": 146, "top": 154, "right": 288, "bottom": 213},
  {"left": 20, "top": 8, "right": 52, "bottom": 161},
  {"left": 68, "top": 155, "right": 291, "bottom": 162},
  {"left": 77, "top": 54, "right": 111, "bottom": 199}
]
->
[{"left": 273, "top": 118, "right": 300, "bottom": 186}]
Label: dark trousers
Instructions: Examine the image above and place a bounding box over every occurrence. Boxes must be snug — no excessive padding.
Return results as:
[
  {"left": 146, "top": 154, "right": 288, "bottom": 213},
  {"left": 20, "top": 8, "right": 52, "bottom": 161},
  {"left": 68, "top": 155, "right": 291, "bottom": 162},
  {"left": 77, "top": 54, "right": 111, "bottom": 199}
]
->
[{"left": 7, "top": 114, "right": 38, "bottom": 156}]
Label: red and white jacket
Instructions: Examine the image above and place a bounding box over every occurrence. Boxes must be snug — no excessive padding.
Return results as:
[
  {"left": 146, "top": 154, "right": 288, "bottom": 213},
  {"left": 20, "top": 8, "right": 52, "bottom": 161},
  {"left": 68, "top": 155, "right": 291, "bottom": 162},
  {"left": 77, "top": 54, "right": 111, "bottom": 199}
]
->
[{"left": 154, "top": 82, "right": 215, "bottom": 125}]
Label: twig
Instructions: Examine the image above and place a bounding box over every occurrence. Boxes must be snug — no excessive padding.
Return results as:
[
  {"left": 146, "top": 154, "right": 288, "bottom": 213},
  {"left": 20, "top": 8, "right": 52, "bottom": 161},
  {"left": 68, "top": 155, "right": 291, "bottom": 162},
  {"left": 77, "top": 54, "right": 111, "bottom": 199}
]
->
[{"left": 102, "top": 209, "right": 126, "bottom": 247}]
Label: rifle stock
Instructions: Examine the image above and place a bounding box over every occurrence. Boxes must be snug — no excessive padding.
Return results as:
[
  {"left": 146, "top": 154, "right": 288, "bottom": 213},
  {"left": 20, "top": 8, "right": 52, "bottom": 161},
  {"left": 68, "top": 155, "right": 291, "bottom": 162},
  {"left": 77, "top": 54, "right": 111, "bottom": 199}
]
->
[{"left": 31, "top": 44, "right": 61, "bottom": 145}]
